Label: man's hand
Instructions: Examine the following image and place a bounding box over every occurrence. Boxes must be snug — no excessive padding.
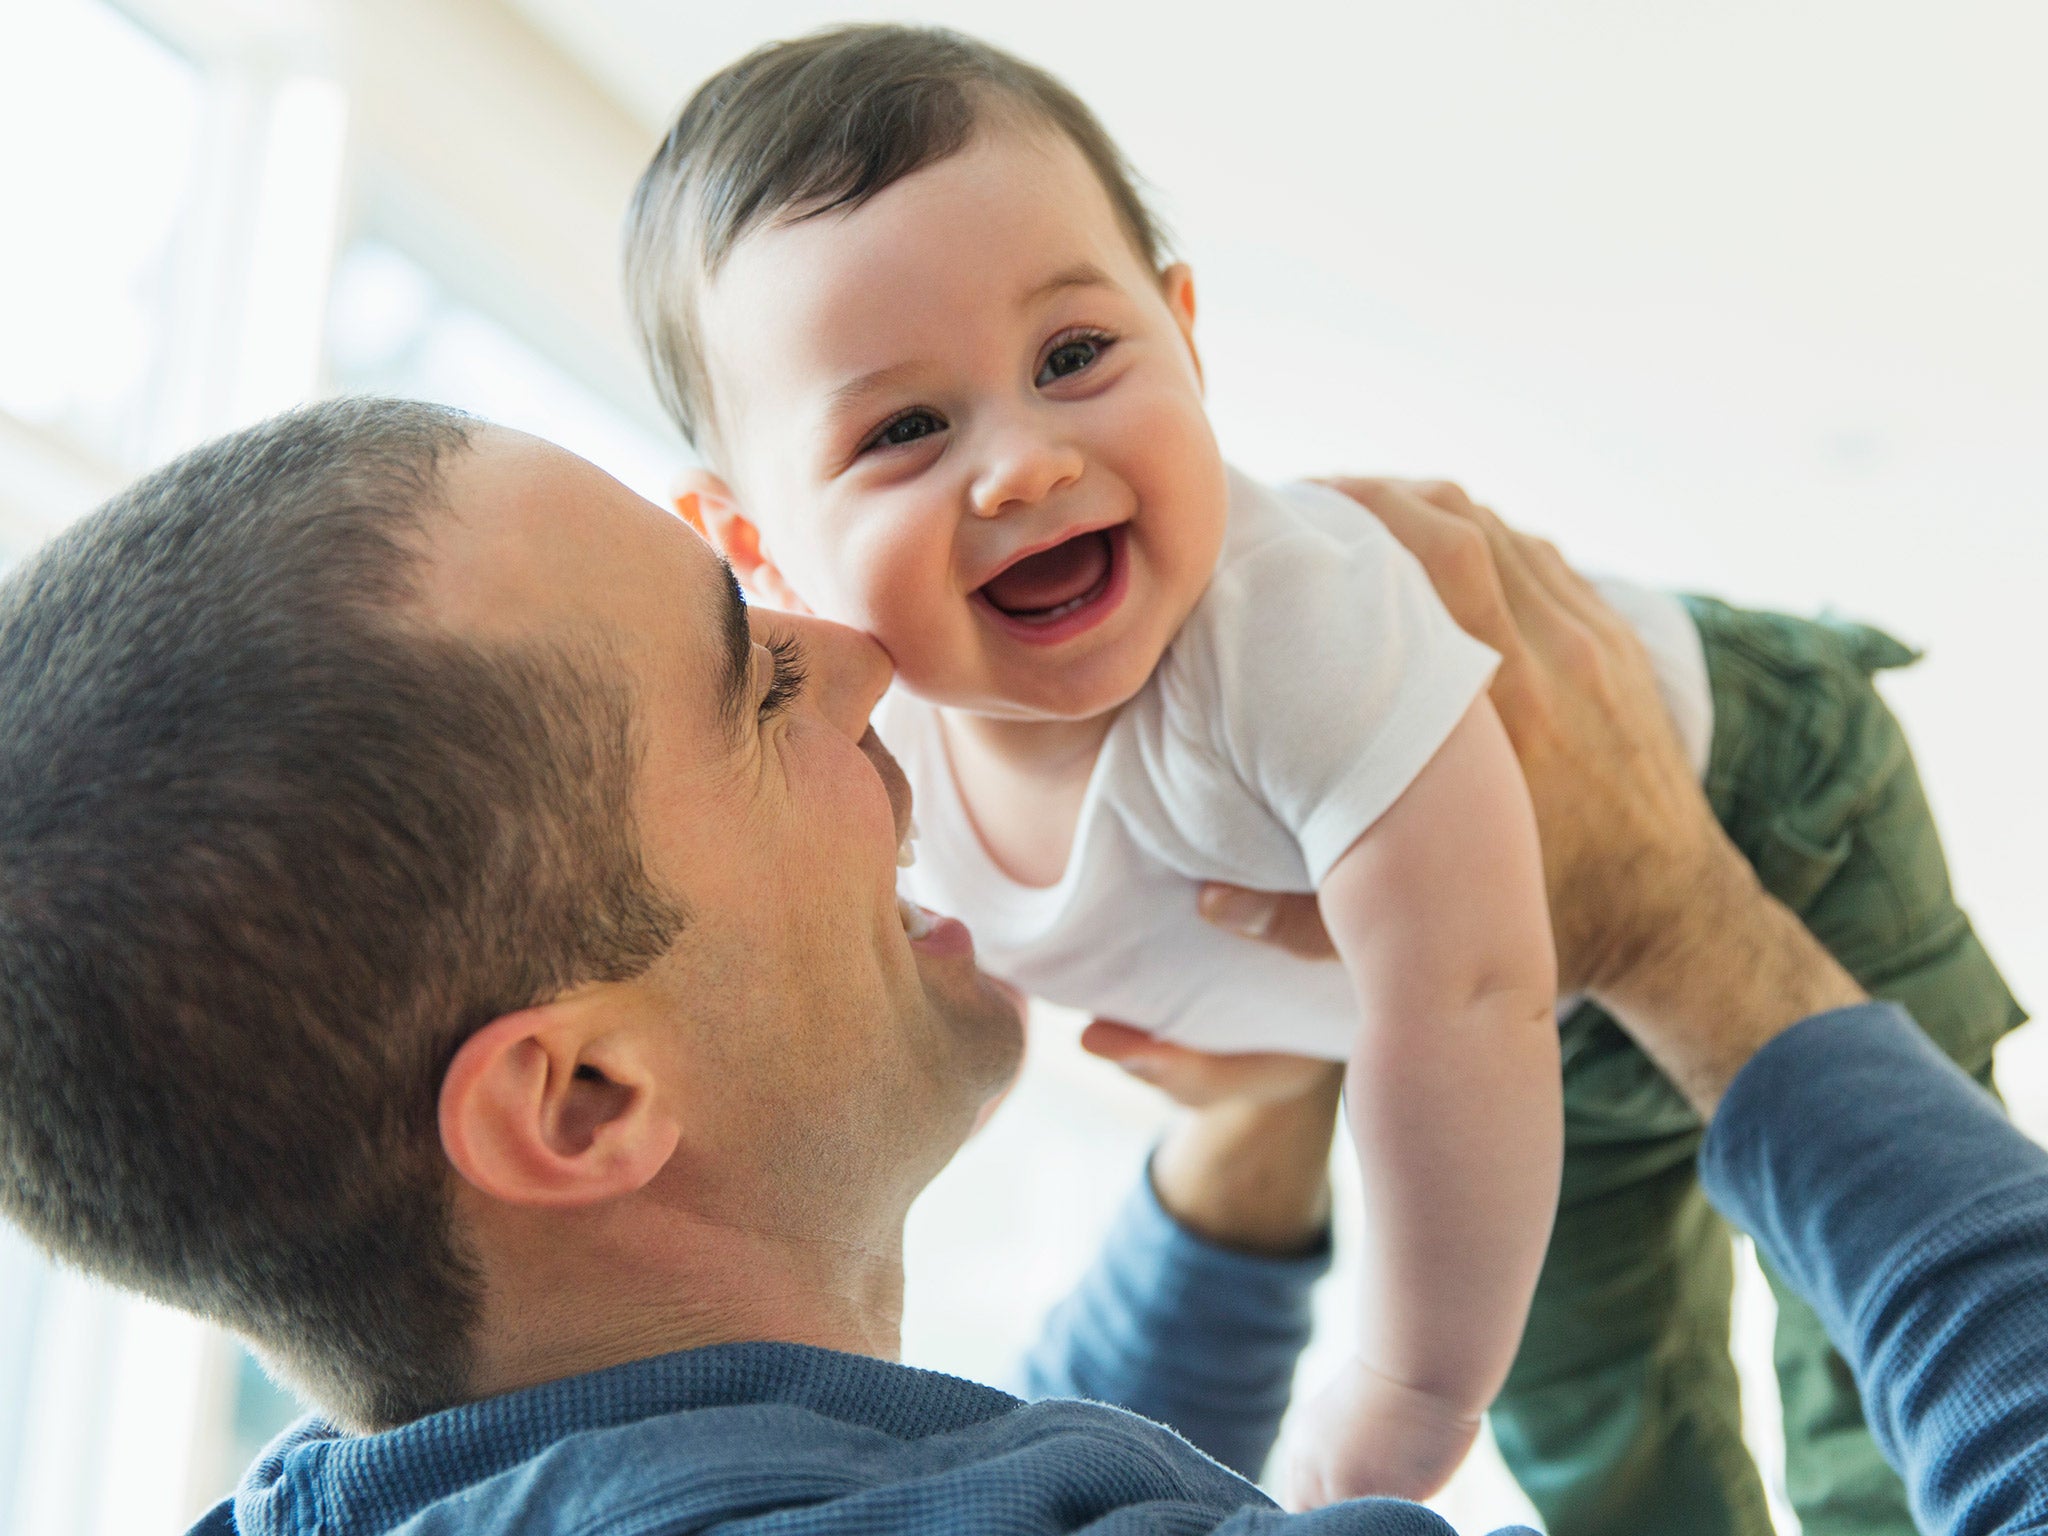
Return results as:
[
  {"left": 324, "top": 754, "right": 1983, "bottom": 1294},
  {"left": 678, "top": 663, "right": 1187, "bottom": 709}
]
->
[
  {"left": 1082, "top": 1020, "right": 1342, "bottom": 1258},
  {"left": 1325, "top": 477, "right": 1736, "bottom": 1001},
  {"left": 1197, "top": 478, "right": 1864, "bottom": 1113},
  {"left": 1080, "top": 1020, "right": 1334, "bottom": 1108}
]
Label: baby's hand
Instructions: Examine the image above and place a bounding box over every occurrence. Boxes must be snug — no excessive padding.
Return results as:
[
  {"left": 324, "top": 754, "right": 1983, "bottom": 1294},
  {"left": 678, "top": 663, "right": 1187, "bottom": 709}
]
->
[{"left": 1288, "top": 1358, "right": 1481, "bottom": 1509}]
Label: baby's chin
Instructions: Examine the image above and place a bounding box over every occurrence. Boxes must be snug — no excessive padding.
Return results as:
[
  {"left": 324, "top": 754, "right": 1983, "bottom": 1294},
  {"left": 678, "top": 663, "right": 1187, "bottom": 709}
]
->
[{"left": 896, "top": 645, "right": 1164, "bottom": 729}]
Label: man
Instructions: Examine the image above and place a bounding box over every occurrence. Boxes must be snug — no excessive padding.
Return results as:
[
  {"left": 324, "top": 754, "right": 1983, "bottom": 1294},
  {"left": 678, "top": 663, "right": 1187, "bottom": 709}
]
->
[{"left": 0, "top": 401, "right": 2042, "bottom": 1534}]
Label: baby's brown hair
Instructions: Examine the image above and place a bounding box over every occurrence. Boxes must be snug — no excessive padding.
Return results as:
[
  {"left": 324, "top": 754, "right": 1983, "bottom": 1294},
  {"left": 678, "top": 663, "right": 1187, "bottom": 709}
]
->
[{"left": 623, "top": 24, "right": 1169, "bottom": 452}]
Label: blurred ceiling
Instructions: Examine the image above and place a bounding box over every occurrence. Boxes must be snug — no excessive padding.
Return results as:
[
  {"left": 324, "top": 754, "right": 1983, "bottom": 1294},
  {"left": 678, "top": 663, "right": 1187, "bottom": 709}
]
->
[
  {"left": 501, "top": 0, "right": 2048, "bottom": 401},
  {"left": 500, "top": 0, "right": 1181, "bottom": 132}
]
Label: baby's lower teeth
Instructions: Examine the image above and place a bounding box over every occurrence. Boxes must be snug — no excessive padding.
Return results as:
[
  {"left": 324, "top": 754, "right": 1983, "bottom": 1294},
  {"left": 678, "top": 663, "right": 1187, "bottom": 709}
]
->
[
  {"left": 1026, "top": 593, "right": 1087, "bottom": 624},
  {"left": 895, "top": 817, "right": 923, "bottom": 868},
  {"left": 896, "top": 897, "right": 938, "bottom": 940}
]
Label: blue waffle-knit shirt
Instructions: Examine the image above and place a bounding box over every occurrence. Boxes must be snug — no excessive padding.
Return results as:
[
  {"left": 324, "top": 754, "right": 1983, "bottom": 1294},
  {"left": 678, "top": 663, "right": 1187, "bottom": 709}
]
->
[{"left": 190, "top": 1003, "right": 2048, "bottom": 1534}]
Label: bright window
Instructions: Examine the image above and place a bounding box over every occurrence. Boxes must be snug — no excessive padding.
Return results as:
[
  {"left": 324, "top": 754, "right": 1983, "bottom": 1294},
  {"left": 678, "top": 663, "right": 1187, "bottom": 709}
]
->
[
  {"left": 326, "top": 239, "right": 678, "bottom": 507},
  {"left": 0, "top": 0, "right": 202, "bottom": 471}
]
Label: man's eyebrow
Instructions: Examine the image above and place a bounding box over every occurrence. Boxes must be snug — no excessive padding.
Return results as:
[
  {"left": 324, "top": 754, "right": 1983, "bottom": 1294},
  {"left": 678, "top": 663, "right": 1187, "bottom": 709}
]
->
[{"left": 714, "top": 559, "right": 754, "bottom": 743}]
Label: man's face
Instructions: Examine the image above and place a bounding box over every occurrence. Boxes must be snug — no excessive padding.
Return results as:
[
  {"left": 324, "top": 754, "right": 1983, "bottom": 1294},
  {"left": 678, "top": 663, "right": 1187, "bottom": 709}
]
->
[
  {"left": 418, "top": 431, "right": 1022, "bottom": 1221},
  {"left": 699, "top": 126, "right": 1229, "bottom": 724}
]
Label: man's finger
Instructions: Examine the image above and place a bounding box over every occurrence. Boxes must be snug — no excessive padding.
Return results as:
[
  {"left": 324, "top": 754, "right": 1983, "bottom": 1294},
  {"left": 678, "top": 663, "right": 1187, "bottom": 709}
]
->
[
  {"left": 1198, "top": 884, "right": 1339, "bottom": 960},
  {"left": 1082, "top": 1021, "right": 1223, "bottom": 1091},
  {"left": 1406, "top": 479, "right": 1480, "bottom": 517},
  {"left": 1078, "top": 1019, "right": 1158, "bottom": 1061},
  {"left": 1317, "top": 478, "right": 1521, "bottom": 661}
]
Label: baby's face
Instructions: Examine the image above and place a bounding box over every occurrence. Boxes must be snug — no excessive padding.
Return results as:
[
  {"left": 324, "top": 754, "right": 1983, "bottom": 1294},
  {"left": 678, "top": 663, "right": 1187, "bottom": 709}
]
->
[{"left": 697, "top": 125, "right": 1228, "bottom": 724}]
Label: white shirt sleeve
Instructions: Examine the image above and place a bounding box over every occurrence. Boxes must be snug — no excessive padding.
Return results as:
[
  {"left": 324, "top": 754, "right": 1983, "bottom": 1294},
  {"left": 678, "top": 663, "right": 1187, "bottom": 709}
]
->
[{"left": 1145, "top": 481, "right": 1500, "bottom": 890}]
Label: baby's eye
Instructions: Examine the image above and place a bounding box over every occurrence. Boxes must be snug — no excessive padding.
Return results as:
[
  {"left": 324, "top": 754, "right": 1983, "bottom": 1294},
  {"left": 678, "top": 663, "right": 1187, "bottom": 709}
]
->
[
  {"left": 863, "top": 410, "right": 945, "bottom": 455},
  {"left": 1037, "top": 333, "right": 1112, "bottom": 387}
]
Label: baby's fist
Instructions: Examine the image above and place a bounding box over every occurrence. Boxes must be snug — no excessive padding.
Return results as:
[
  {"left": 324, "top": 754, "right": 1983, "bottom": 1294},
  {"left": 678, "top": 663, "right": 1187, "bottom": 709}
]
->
[{"left": 1288, "top": 1359, "right": 1481, "bottom": 1509}]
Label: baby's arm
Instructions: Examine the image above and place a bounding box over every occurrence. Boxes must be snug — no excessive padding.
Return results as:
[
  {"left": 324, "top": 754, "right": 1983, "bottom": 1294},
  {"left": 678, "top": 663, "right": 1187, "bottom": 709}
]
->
[{"left": 1295, "top": 693, "right": 1561, "bottom": 1507}]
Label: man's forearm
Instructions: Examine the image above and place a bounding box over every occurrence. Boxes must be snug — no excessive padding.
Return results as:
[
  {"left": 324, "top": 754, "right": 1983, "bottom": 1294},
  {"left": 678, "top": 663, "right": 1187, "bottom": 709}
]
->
[
  {"left": 1703, "top": 1004, "right": 2048, "bottom": 1536},
  {"left": 1592, "top": 843, "right": 1865, "bottom": 1116},
  {"left": 1010, "top": 1067, "right": 1341, "bottom": 1481},
  {"left": 1150, "top": 1066, "right": 1342, "bottom": 1257},
  {"left": 1010, "top": 1155, "right": 1332, "bottom": 1481}
]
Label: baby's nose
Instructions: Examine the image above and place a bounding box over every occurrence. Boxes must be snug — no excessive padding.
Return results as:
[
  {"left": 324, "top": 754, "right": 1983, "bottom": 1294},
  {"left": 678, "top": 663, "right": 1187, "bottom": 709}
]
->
[{"left": 968, "top": 428, "right": 1085, "bottom": 519}]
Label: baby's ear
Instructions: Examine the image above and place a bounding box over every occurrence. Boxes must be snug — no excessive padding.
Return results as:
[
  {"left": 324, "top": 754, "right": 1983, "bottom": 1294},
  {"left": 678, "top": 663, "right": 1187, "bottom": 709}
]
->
[
  {"left": 1160, "top": 263, "right": 1203, "bottom": 391},
  {"left": 672, "top": 469, "right": 812, "bottom": 614}
]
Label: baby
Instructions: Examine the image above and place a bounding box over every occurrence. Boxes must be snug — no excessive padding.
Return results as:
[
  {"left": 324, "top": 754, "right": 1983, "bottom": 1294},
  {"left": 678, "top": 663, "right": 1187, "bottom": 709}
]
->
[{"left": 623, "top": 25, "right": 2024, "bottom": 1532}]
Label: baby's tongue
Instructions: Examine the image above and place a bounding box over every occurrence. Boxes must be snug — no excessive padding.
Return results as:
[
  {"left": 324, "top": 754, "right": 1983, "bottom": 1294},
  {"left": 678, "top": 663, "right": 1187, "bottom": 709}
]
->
[{"left": 980, "top": 531, "right": 1110, "bottom": 617}]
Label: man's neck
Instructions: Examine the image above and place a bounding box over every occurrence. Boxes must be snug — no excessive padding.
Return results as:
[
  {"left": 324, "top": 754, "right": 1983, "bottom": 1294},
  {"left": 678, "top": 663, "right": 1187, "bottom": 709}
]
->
[{"left": 459, "top": 1195, "right": 910, "bottom": 1407}]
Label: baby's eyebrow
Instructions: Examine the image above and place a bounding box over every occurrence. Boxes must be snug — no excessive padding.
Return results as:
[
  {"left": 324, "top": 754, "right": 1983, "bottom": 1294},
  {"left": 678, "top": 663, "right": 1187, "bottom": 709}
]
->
[
  {"left": 824, "top": 361, "right": 925, "bottom": 431},
  {"left": 1021, "top": 261, "right": 1115, "bottom": 306}
]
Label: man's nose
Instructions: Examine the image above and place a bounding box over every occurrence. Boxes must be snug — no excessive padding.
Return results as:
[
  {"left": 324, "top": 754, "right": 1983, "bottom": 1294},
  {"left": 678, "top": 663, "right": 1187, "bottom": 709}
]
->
[
  {"left": 968, "top": 422, "right": 1084, "bottom": 520},
  {"left": 747, "top": 606, "right": 893, "bottom": 740}
]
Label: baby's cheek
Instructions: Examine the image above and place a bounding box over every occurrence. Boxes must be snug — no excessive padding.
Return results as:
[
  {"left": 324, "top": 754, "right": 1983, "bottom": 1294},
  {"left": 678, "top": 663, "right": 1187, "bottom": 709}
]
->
[
  {"left": 846, "top": 533, "right": 959, "bottom": 645},
  {"left": 779, "top": 525, "right": 895, "bottom": 627},
  {"left": 868, "top": 615, "right": 975, "bottom": 703},
  {"left": 1145, "top": 417, "right": 1228, "bottom": 579},
  {"left": 755, "top": 517, "right": 836, "bottom": 615}
]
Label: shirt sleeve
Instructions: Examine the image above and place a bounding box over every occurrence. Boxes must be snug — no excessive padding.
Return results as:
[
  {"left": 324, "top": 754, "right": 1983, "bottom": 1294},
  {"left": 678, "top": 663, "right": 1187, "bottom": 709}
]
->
[
  {"left": 1145, "top": 484, "right": 1500, "bottom": 891},
  {"left": 1008, "top": 1159, "right": 1333, "bottom": 1483},
  {"left": 1700, "top": 1003, "right": 2048, "bottom": 1536}
]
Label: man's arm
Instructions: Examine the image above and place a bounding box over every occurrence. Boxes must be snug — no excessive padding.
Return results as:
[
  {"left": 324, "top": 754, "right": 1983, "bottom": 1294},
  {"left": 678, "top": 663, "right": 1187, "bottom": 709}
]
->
[
  {"left": 1704, "top": 1003, "right": 2048, "bottom": 1535},
  {"left": 1202, "top": 477, "right": 1874, "bottom": 1102},
  {"left": 1201, "top": 477, "right": 2048, "bottom": 1533},
  {"left": 1012, "top": 1047, "right": 1343, "bottom": 1483}
]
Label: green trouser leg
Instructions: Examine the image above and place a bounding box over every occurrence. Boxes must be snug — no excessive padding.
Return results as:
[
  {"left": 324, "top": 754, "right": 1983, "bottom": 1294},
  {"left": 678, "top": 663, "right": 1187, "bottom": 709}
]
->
[
  {"left": 1702, "top": 595, "right": 2021, "bottom": 1536},
  {"left": 1491, "top": 598, "right": 2025, "bottom": 1536},
  {"left": 1492, "top": 1087, "right": 1771, "bottom": 1536}
]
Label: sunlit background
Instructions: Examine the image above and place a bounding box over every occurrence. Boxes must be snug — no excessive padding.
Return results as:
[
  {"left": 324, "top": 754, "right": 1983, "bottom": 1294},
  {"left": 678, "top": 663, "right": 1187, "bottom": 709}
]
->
[{"left": 1, "top": 0, "right": 2043, "bottom": 1530}]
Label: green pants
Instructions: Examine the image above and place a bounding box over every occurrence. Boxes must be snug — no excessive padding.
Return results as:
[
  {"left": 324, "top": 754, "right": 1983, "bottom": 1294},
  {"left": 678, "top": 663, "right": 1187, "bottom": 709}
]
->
[{"left": 1491, "top": 597, "right": 2026, "bottom": 1536}]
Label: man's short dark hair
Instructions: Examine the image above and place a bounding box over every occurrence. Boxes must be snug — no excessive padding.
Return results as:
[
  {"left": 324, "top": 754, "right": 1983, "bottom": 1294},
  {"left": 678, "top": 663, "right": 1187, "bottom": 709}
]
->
[
  {"left": 623, "top": 23, "right": 1170, "bottom": 450},
  {"left": 0, "top": 397, "right": 683, "bottom": 1428}
]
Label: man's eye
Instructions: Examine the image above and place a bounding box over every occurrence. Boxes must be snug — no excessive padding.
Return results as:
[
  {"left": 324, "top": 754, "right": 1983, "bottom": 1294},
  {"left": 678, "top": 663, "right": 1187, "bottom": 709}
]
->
[
  {"left": 1037, "top": 333, "right": 1111, "bottom": 386},
  {"left": 862, "top": 410, "right": 945, "bottom": 455},
  {"left": 759, "top": 634, "right": 808, "bottom": 719}
]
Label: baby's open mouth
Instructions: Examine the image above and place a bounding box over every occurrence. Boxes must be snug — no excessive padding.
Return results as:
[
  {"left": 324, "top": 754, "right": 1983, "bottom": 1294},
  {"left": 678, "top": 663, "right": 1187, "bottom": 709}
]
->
[{"left": 977, "top": 528, "right": 1117, "bottom": 624}]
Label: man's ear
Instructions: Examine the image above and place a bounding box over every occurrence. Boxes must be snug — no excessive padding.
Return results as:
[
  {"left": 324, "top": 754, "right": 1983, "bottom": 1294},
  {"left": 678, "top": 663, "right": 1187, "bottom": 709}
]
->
[
  {"left": 1160, "top": 263, "right": 1203, "bottom": 391},
  {"left": 439, "top": 994, "right": 681, "bottom": 1209},
  {"left": 673, "top": 469, "right": 812, "bottom": 614}
]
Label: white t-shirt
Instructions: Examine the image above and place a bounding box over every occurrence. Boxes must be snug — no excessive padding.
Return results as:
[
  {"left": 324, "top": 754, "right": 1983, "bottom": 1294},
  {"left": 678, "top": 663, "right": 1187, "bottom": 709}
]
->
[{"left": 879, "top": 468, "right": 1713, "bottom": 1059}]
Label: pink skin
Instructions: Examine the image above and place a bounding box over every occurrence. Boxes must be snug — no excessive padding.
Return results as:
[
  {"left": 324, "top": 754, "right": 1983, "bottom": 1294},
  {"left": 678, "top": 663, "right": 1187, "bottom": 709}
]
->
[
  {"left": 682, "top": 125, "right": 1229, "bottom": 761},
  {"left": 906, "top": 909, "right": 975, "bottom": 960}
]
